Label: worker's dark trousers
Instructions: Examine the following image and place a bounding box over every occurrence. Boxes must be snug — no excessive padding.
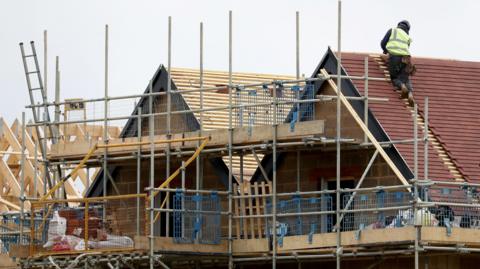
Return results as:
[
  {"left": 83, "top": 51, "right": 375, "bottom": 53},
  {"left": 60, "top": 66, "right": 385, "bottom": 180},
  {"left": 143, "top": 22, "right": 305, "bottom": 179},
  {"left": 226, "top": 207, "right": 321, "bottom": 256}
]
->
[{"left": 388, "top": 55, "right": 413, "bottom": 92}]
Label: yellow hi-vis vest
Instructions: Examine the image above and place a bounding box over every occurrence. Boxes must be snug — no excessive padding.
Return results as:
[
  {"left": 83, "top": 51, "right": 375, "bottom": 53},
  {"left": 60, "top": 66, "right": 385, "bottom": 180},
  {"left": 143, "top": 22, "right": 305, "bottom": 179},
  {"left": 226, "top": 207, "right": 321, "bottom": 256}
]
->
[{"left": 386, "top": 27, "right": 411, "bottom": 56}]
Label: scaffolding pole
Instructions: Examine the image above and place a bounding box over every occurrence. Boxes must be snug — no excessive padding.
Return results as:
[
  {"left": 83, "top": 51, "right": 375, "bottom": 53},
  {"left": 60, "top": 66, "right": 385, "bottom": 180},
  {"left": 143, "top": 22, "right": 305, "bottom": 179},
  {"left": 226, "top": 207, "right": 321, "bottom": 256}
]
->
[
  {"left": 166, "top": 16, "right": 172, "bottom": 237},
  {"left": 227, "top": 10, "right": 234, "bottom": 269},
  {"left": 296, "top": 11, "right": 301, "bottom": 193},
  {"left": 336, "top": 2, "right": 342, "bottom": 269},
  {"left": 272, "top": 81, "right": 278, "bottom": 269},
  {"left": 196, "top": 21, "right": 204, "bottom": 192},
  {"left": 44, "top": 30, "right": 48, "bottom": 106},
  {"left": 103, "top": 24, "right": 109, "bottom": 212},
  {"left": 195, "top": 20, "right": 204, "bottom": 245},
  {"left": 149, "top": 79, "right": 155, "bottom": 269},
  {"left": 413, "top": 103, "right": 420, "bottom": 269},
  {"left": 137, "top": 108, "right": 142, "bottom": 235},
  {"left": 54, "top": 56, "right": 60, "bottom": 143},
  {"left": 424, "top": 97, "right": 429, "bottom": 201},
  {"left": 20, "top": 112, "right": 26, "bottom": 243}
]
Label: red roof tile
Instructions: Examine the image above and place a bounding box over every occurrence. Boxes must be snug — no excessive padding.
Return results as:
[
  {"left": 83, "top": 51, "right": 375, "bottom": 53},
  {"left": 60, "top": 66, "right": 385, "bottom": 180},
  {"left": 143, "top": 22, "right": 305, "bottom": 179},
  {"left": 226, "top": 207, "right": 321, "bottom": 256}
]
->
[{"left": 339, "top": 53, "right": 467, "bottom": 185}]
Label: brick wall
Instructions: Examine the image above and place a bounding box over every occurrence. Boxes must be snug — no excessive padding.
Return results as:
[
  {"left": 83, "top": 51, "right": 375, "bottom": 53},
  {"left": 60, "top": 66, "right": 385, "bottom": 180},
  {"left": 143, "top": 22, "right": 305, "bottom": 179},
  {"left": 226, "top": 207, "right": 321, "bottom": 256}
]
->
[
  {"left": 274, "top": 148, "right": 398, "bottom": 193},
  {"left": 315, "top": 84, "right": 364, "bottom": 142}
]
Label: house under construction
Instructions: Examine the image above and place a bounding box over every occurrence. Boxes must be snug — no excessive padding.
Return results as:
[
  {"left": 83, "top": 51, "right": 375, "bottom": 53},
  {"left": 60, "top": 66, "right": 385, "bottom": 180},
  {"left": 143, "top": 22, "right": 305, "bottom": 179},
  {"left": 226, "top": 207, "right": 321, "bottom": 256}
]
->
[{"left": 2, "top": 8, "right": 480, "bottom": 269}]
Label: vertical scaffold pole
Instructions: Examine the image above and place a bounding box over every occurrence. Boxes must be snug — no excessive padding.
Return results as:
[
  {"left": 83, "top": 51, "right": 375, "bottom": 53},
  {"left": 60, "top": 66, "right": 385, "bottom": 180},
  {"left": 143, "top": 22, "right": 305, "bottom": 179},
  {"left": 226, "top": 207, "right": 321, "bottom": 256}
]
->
[
  {"left": 149, "top": 79, "right": 154, "bottom": 269},
  {"left": 54, "top": 56, "right": 61, "bottom": 200},
  {"left": 413, "top": 103, "right": 419, "bottom": 269},
  {"left": 296, "top": 11, "right": 300, "bottom": 80},
  {"left": 86, "top": 167, "right": 89, "bottom": 196},
  {"left": 336, "top": 1, "right": 342, "bottom": 269},
  {"left": 43, "top": 31, "right": 50, "bottom": 201},
  {"left": 137, "top": 108, "right": 142, "bottom": 236},
  {"left": 34, "top": 141, "right": 38, "bottom": 199},
  {"left": 166, "top": 16, "right": 172, "bottom": 237},
  {"left": 424, "top": 97, "right": 429, "bottom": 201},
  {"left": 43, "top": 30, "right": 48, "bottom": 103},
  {"left": 227, "top": 10, "right": 234, "bottom": 269},
  {"left": 20, "top": 112, "right": 26, "bottom": 242},
  {"left": 364, "top": 56, "right": 369, "bottom": 143},
  {"left": 103, "top": 24, "right": 109, "bottom": 207},
  {"left": 272, "top": 82, "right": 278, "bottom": 269},
  {"left": 197, "top": 21, "right": 204, "bottom": 192},
  {"left": 295, "top": 11, "right": 301, "bottom": 193},
  {"left": 196, "top": 21, "right": 204, "bottom": 244},
  {"left": 414, "top": 104, "right": 418, "bottom": 183},
  {"left": 54, "top": 56, "right": 60, "bottom": 143}
]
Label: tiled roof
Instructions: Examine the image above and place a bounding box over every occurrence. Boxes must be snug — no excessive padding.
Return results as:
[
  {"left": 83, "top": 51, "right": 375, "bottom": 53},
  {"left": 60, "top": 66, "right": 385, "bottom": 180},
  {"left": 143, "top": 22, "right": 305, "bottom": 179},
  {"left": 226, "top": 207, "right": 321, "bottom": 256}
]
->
[{"left": 340, "top": 52, "right": 480, "bottom": 184}]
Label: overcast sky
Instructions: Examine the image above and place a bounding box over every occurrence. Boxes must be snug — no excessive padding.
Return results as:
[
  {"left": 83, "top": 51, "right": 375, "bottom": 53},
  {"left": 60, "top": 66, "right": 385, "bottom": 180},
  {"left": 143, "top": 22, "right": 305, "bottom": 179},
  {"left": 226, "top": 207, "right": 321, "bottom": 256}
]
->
[{"left": 1, "top": 0, "right": 478, "bottom": 123}]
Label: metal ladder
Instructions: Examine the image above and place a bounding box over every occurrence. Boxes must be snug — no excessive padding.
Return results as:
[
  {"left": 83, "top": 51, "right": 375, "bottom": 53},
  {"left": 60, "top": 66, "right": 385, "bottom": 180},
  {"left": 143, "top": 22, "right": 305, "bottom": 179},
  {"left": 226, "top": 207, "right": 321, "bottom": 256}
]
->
[{"left": 19, "top": 41, "right": 56, "bottom": 189}]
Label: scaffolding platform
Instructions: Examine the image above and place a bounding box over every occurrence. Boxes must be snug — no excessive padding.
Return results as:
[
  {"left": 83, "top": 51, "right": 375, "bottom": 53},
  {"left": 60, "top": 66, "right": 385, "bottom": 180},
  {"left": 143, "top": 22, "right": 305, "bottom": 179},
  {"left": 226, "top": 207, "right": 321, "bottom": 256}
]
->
[
  {"left": 48, "top": 120, "right": 326, "bottom": 162},
  {"left": 132, "top": 227, "right": 480, "bottom": 257}
]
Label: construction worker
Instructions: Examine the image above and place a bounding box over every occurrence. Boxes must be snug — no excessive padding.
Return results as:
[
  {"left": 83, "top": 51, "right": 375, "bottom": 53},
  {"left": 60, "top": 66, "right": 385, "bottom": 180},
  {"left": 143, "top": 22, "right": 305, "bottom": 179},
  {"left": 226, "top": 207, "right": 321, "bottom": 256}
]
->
[{"left": 381, "top": 20, "right": 415, "bottom": 106}]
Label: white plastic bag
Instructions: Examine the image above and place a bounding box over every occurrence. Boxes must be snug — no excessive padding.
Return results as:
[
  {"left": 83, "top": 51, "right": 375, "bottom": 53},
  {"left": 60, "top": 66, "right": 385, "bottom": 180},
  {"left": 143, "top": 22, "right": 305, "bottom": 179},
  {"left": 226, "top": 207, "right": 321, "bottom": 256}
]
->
[
  {"left": 43, "top": 211, "right": 67, "bottom": 248},
  {"left": 48, "top": 211, "right": 67, "bottom": 238}
]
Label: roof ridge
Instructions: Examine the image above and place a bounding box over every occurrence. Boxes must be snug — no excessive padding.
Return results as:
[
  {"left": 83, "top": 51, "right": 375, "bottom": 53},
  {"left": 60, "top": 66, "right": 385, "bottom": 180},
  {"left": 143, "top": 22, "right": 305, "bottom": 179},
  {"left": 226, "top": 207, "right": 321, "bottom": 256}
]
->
[{"left": 371, "top": 55, "right": 467, "bottom": 182}]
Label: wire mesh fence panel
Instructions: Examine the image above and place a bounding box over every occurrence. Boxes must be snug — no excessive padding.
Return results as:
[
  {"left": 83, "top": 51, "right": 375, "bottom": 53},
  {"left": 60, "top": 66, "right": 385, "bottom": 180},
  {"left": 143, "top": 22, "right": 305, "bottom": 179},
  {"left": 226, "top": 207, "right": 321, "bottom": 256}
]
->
[
  {"left": 265, "top": 195, "right": 333, "bottom": 246},
  {"left": 342, "top": 191, "right": 413, "bottom": 231},
  {"left": 29, "top": 195, "right": 147, "bottom": 256},
  {"left": 0, "top": 213, "right": 39, "bottom": 253},
  {"left": 233, "top": 84, "right": 315, "bottom": 128},
  {"left": 173, "top": 191, "right": 221, "bottom": 244},
  {"left": 423, "top": 187, "right": 480, "bottom": 229}
]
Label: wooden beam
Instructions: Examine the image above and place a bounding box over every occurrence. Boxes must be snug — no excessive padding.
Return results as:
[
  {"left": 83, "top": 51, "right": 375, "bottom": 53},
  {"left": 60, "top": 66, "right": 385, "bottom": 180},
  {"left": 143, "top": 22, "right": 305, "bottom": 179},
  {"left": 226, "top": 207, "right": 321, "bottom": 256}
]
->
[
  {"left": 0, "top": 159, "right": 21, "bottom": 196},
  {"left": 0, "top": 195, "right": 20, "bottom": 211},
  {"left": 2, "top": 118, "right": 81, "bottom": 199},
  {"left": 0, "top": 160, "right": 29, "bottom": 209},
  {"left": 1, "top": 118, "right": 45, "bottom": 196},
  {"left": 71, "top": 168, "right": 88, "bottom": 187}
]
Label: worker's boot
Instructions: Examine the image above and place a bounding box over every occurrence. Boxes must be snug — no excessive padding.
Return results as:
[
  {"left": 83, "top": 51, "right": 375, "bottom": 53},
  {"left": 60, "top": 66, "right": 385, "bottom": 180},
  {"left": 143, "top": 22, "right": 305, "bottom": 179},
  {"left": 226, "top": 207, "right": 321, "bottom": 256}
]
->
[
  {"left": 400, "top": 84, "right": 409, "bottom": 98},
  {"left": 408, "top": 91, "right": 415, "bottom": 107}
]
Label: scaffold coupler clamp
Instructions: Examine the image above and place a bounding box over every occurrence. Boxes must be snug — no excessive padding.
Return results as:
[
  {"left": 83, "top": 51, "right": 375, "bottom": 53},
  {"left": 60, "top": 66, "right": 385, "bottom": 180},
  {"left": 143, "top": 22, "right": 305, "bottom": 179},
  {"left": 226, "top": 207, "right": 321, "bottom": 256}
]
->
[
  {"left": 445, "top": 220, "right": 452, "bottom": 237},
  {"left": 336, "top": 246, "right": 344, "bottom": 256},
  {"left": 355, "top": 223, "right": 365, "bottom": 240}
]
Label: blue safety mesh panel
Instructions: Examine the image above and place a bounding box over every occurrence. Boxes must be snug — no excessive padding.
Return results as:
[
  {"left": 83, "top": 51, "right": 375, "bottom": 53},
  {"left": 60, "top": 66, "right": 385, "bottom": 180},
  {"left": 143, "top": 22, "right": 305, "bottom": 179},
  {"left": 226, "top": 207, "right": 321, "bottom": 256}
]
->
[
  {"left": 289, "top": 84, "right": 315, "bottom": 124},
  {"left": 173, "top": 191, "right": 221, "bottom": 244},
  {"left": 342, "top": 191, "right": 412, "bottom": 231},
  {"left": 265, "top": 195, "right": 332, "bottom": 245},
  {"left": 234, "top": 84, "right": 316, "bottom": 128}
]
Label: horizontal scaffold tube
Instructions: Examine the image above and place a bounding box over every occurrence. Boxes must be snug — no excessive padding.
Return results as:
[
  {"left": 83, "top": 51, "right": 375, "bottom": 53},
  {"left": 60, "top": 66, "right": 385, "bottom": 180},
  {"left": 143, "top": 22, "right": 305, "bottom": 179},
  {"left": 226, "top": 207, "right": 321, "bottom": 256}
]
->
[{"left": 25, "top": 73, "right": 388, "bottom": 109}]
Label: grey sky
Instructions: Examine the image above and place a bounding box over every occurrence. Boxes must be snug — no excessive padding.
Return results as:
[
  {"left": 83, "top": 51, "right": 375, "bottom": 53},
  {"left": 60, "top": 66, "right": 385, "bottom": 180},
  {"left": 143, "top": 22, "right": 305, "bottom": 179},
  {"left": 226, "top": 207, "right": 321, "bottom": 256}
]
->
[{"left": 1, "top": 0, "right": 478, "bottom": 123}]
